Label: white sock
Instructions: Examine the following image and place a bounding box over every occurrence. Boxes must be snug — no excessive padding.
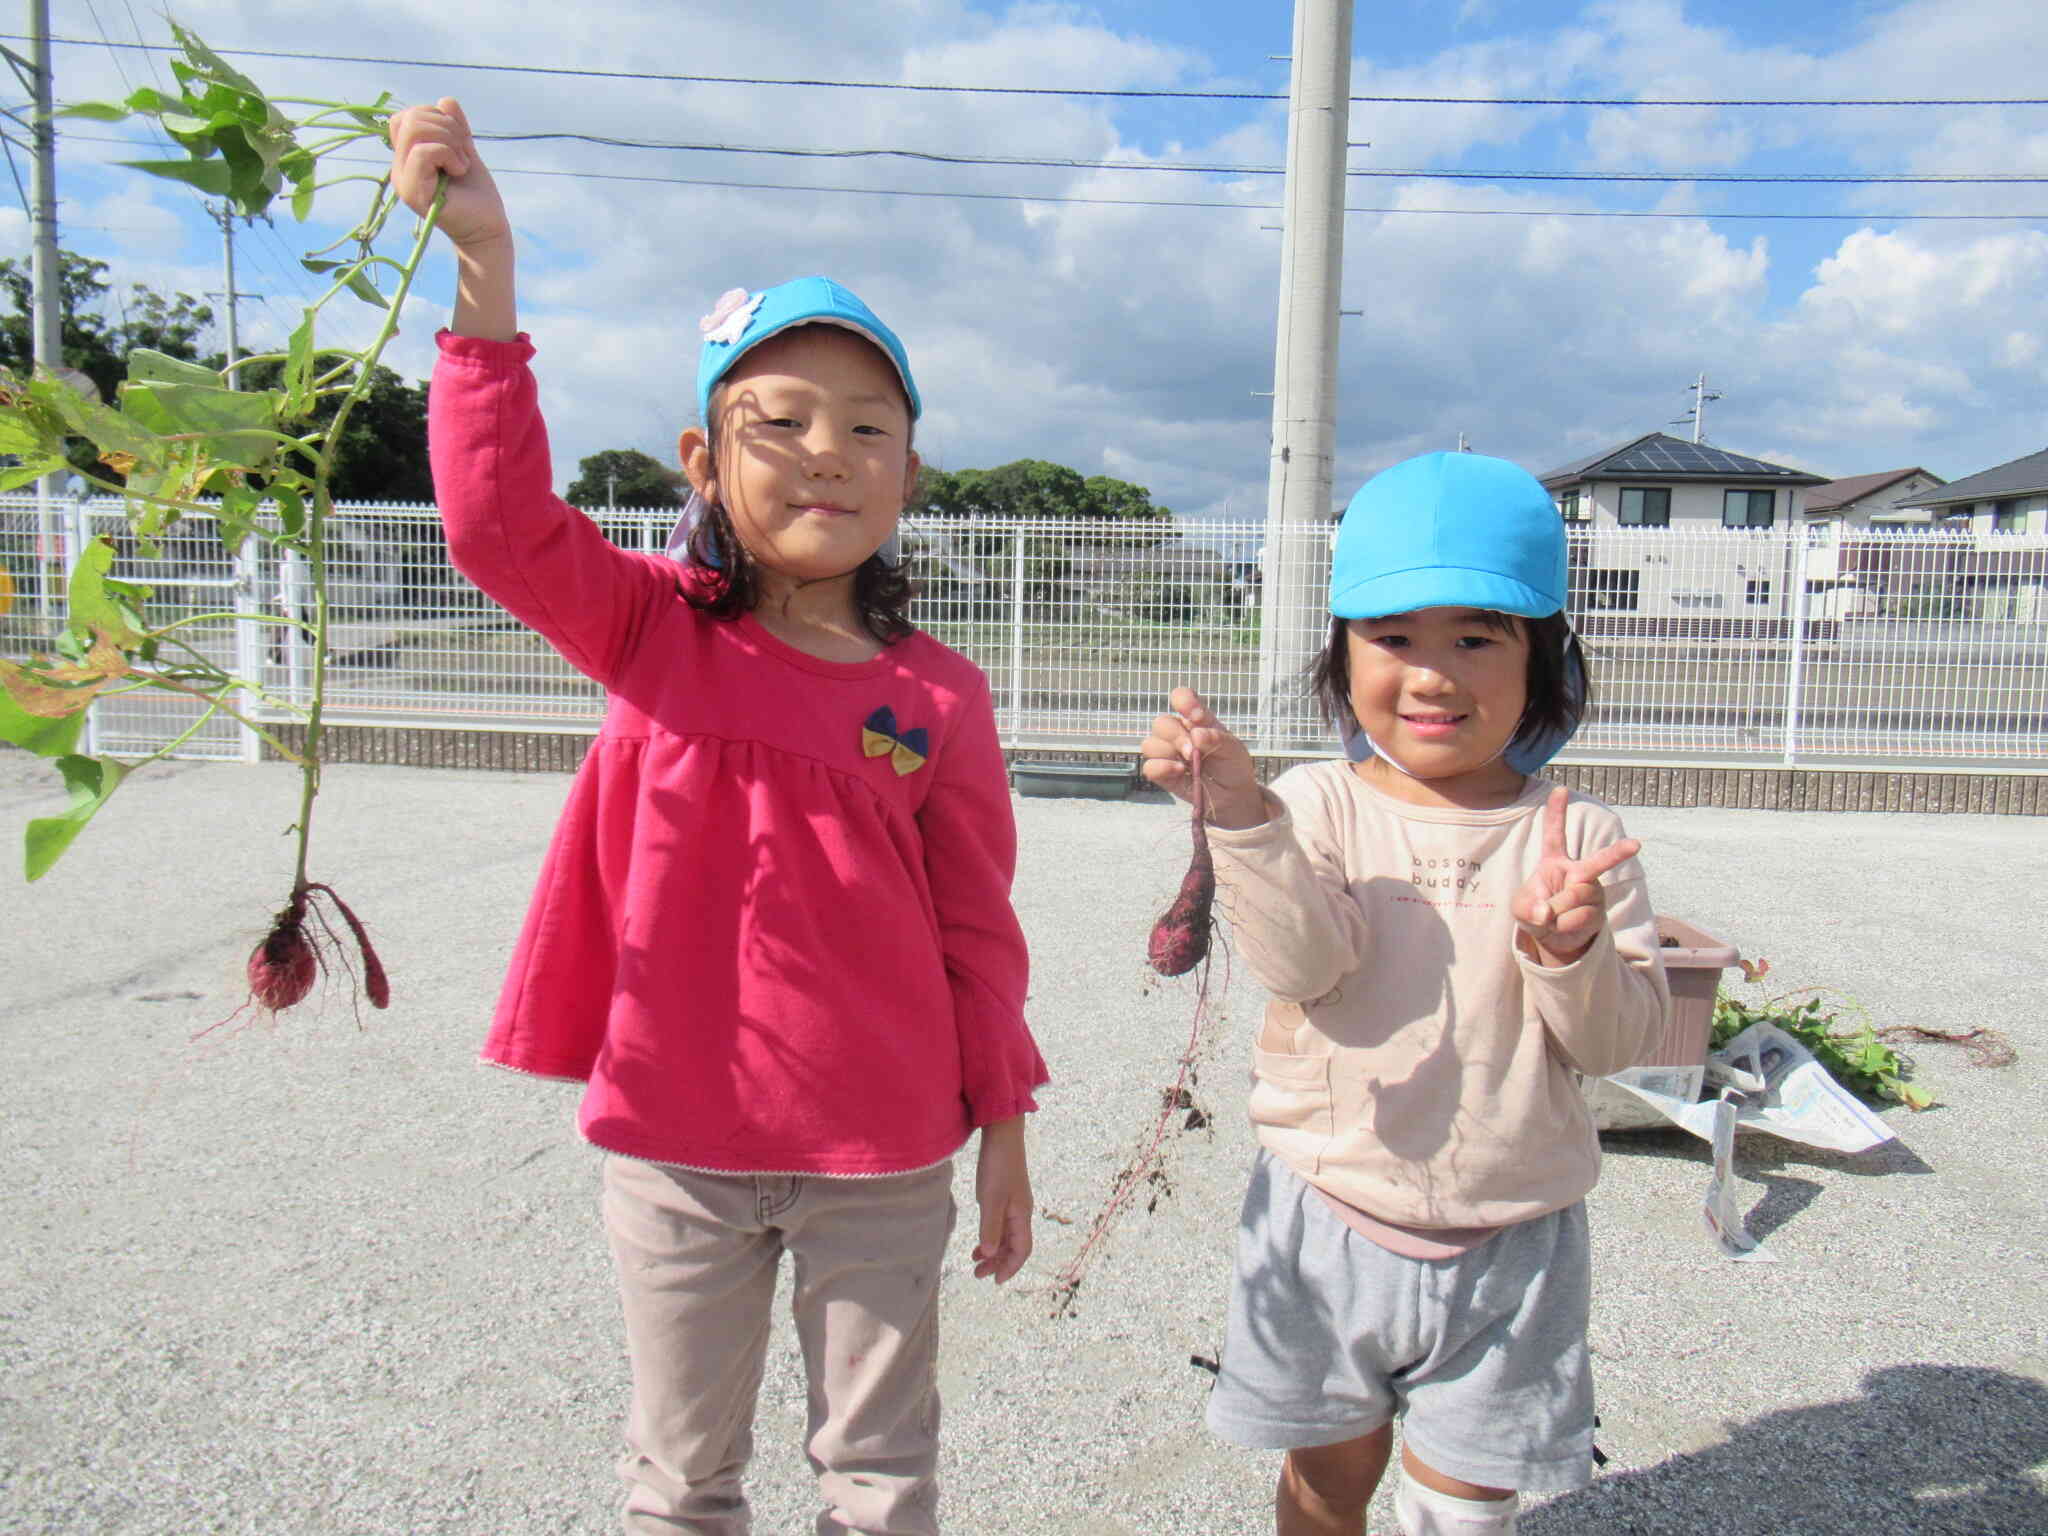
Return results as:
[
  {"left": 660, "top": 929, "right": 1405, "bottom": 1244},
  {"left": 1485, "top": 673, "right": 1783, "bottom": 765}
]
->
[{"left": 1395, "top": 1470, "right": 1518, "bottom": 1535}]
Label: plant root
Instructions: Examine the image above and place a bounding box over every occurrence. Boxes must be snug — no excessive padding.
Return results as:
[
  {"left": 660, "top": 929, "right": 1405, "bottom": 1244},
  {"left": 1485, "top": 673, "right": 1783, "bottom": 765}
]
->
[{"left": 193, "top": 877, "right": 390, "bottom": 1038}]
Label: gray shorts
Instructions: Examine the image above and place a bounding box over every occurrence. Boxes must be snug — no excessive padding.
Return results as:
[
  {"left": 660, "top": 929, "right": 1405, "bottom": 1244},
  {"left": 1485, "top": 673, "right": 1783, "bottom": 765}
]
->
[{"left": 1205, "top": 1149, "right": 1596, "bottom": 1492}]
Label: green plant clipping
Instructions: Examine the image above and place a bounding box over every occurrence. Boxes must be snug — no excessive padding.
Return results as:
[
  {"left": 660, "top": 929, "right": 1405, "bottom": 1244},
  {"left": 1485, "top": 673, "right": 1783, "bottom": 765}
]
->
[
  {"left": 0, "top": 18, "right": 429, "bottom": 1013},
  {"left": 1712, "top": 986, "right": 1934, "bottom": 1111}
]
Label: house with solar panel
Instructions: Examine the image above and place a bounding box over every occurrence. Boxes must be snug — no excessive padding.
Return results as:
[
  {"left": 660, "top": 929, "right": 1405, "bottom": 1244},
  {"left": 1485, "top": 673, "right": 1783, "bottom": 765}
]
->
[{"left": 1538, "top": 432, "right": 1827, "bottom": 635}]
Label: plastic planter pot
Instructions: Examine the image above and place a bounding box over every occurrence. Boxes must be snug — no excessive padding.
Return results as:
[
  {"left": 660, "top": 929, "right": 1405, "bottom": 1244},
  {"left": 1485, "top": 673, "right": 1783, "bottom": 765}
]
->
[{"left": 1583, "top": 915, "right": 1741, "bottom": 1133}]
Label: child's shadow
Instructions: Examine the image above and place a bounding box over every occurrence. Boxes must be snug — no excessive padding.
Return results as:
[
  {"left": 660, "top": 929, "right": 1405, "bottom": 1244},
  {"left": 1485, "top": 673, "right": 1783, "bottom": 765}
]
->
[{"left": 1525, "top": 1363, "right": 2048, "bottom": 1536}]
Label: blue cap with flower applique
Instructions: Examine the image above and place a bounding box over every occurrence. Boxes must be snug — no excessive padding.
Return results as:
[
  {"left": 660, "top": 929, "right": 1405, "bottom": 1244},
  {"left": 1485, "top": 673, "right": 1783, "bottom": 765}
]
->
[{"left": 694, "top": 276, "right": 921, "bottom": 425}]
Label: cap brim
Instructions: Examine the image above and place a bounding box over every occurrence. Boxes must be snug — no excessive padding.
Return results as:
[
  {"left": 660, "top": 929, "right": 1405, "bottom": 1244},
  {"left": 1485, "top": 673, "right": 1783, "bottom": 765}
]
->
[{"left": 1330, "top": 566, "right": 1560, "bottom": 620}]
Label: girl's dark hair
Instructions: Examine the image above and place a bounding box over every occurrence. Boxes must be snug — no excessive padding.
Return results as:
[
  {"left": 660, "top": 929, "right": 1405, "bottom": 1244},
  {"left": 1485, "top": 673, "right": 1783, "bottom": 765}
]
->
[
  {"left": 680, "top": 358, "right": 919, "bottom": 646},
  {"left": 1307, "top": 609, "right": 1590, "bottom": 764}
]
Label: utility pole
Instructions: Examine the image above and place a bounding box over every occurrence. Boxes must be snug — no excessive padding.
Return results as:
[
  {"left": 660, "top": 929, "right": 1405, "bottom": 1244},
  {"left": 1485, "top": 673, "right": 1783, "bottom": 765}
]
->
[
  {"left": 1255, "top": 0, "right": 1353, "bottom": 750},
  {"left": 209, "top": 204, "right": 265, "bottom": 388},
  {"left": 15, "top": 1, "right": 64, "bottom": 613},
  {"left": 1673, "top": 372, "right": 1723, "bottom": 443}
]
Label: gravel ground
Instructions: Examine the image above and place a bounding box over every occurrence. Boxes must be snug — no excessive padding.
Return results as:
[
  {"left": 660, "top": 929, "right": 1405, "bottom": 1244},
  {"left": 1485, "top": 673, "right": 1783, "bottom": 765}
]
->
[{"left": 1, "top": 754, "right": 2043, "bottom": 1535}]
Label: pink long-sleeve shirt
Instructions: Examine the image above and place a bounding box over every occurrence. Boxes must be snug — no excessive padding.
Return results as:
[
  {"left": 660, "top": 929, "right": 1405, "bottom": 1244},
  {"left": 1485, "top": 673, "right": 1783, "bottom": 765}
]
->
[{"left": 428, "top": 332, "right": 1046, "bottom": 1175}]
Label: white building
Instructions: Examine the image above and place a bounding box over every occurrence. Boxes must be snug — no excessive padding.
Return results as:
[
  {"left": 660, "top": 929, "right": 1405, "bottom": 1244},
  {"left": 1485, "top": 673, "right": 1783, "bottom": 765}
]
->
[{"left": 1538, "top": 432, "right": 1826, "bottom": 633}]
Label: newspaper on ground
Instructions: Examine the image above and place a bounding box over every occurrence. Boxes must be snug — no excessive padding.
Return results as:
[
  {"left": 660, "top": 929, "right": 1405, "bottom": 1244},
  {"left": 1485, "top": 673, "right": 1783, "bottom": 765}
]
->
[
  {"left": 1700, "top": 1086, "right": 1778, "bottom": 1261},
  {"left": 1596, "top": 1020, "right": 1899, "bottom": 1260},
  {"left": 1599, "top": 1019, "right": 1897, "bottom": 1154}
]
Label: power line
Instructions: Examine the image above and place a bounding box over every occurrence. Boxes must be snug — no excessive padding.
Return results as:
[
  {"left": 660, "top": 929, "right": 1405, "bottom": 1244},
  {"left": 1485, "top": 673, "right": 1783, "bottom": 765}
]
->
[
  {"left": 64, "top": 129, "right": 2048, "bottom": 187},
  {"left": 18, "top": 34, "right": 2048, "bottom": 108},
  {"left": 1357, "top": 168, "right": 2048, "bottom": 185},
  {"left": 62, "top": 143, "right": 2048, "bottom": 221},
  {"left": 272, "top": 151, "right": 2048, "bottom": 220}
]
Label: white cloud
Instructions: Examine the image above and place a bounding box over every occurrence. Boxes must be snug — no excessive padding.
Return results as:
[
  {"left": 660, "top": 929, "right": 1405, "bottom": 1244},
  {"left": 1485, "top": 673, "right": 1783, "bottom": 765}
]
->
[{"left": 13, "top": 0, "right": 2048, "bottom": 505}]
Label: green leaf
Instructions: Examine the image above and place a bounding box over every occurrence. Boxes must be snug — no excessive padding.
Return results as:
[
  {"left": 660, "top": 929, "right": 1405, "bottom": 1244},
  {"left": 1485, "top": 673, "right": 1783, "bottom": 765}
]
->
[
  {"left": 214, "top": 484, "right": 263, "bottom": 553},
  {"left": 64, "top": 536, "right": 143, "bottom": 648},
  {"left": 24, "top": 754, "right": 133, "bottom": 881},
  {"left": 0, "top": 454, "right": 66, "bottom": 492},
  {"left": 209, "top": 121, "right": 282, "bottom": 216},
  {"left": 126, "top": 348, "right": 223, "bottom": 389},
  {"left": 271, "top": 485, "right": 305, "bottom": 538},
  {"left": 342, "top": 267, "right": 390, "bottom": 309},
  {"left": 0, "top": 689, "right": 87, "bottom": 758},
  {"left": 122, "top": 86, "right": 182, "bottom": 116},
  {"left": 119, "top": 379, "right": 286, "bottom": 473},
  {"left": 117, "top": 157, "right": 236, "bottom": 196},
  {"left": 56, "top": 100, "right": 132, "bottom": 123},
  {"left": 102, "top": 578, "right": 153, "bottom": 637},
  {"left": 0, "top": 410, "right": 47, "bottom": 453},
  {"left": 284, "top": 146, "right": 317, "bottom": 221},
  {"left": 346, "top": 92, "right": 396, "bottom": 131},
  {"left": 28, "top": 372, "right": 160, "bottom": 464},
  {"left": 281, "top": 312, "right": 316, "bottom": 422},
  {"left": 169, "top": 20, "right": 270, "bottom": 103}
]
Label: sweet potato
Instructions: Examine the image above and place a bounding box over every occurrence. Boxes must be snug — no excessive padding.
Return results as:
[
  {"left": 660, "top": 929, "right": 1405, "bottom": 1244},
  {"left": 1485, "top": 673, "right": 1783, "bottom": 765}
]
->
[{"left": 1147, "top": 746, "right": 1214, "bottom": 977}]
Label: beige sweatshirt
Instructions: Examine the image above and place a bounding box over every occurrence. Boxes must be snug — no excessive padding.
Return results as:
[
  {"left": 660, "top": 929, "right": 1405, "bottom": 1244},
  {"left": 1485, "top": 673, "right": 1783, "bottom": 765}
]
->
[{"left": 1207, "top": 761, "right": 1670, "bottom": 1229}]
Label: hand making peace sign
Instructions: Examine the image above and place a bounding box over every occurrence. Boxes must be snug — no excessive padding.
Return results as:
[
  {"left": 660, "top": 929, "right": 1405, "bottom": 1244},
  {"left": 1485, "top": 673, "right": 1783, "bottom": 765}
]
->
[{"left": 1510, "top": 786, "right": 1642, "bottom": 967}]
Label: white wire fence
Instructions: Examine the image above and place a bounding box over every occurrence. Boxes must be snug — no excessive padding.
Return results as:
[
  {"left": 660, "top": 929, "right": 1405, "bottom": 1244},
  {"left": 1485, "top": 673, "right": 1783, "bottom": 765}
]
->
[{"left": 4, "top": 493, "right": 2045, "bottom": 770}]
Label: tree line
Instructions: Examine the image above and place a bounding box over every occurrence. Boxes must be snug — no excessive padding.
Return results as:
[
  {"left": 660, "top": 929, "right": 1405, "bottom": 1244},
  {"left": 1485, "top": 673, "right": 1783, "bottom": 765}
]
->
[
  {"left": 0, "top": 250, "right": 430, "bottom": 504},
  {"left": 565, "top": 448, "right": 1170, "bottom": 525}
]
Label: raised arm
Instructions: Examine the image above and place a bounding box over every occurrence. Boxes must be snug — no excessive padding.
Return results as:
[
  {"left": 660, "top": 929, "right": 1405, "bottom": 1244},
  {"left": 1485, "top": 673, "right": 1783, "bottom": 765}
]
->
[
  {"left": 393, "top": 97, "right": 666, "bottom": 683},
  {"left": 388, "top": 98, "right": 518, "bottom": 341}
]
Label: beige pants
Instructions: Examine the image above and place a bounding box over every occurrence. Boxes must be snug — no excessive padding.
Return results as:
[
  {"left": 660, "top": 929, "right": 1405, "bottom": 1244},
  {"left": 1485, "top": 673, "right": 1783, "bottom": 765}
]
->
[{"left": 602, "top": 1154, "right": 956, "bottom": 1535}]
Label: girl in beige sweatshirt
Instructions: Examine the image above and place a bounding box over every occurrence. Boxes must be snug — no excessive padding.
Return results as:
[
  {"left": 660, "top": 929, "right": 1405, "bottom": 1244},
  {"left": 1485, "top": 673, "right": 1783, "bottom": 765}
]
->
[{"left": 1140, "top": 451, "right": 1668, "bottom": 1536}]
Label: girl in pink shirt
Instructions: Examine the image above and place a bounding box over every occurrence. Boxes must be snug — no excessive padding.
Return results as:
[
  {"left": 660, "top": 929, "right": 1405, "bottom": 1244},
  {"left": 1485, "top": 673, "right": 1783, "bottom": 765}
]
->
[{"left": 390, "top": 101, "right": 1045, "bottom": 1535}]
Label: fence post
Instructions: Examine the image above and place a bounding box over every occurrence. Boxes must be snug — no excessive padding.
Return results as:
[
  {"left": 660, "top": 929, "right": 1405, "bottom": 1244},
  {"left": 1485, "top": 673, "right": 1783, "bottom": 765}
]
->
[
  {"left": 1006, "top": 527, "right": 1026, "bottom": 742},
  {"left": 62, "top": 490, "right": 97, "bottom": 757},
  {"left": 1783, "top": 525, "right": 1812, "bottom": 765},
  {"left": 281, "top": 548, "right": 311, "bottom": 716},
  {"left": 232, "top": 534, "right": 265, "bottom": 763}
]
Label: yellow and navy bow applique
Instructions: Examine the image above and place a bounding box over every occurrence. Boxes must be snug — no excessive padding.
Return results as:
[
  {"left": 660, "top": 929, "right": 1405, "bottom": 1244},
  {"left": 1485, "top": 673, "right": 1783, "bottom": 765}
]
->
[{"left": 861, "top": 706, "right": 929, "bottom": 776}]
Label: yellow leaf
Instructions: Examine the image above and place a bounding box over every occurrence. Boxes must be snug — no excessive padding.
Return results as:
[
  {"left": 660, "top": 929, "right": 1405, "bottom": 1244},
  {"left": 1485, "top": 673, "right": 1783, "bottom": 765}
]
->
[
  {"left": 85, "top": 628, "right": 131, "bottom": 680},
  {"left": 0, "top": 561, "right": 13, "bottom": 617},
  {"left": 0, "top": 660, "right": 105, "bottom": 717}
]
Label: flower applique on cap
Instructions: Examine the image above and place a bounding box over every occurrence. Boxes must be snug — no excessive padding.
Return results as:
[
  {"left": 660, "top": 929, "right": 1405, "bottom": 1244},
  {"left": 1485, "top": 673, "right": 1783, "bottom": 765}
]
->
[{"left": 700, "top": 288, "right": 764, "bottom": 346}]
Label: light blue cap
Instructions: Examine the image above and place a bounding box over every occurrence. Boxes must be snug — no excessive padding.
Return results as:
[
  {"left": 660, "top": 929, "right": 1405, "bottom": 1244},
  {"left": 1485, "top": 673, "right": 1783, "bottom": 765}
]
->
[
  {"left": 1330, "top": 451, "right": 1566, "bottom": 620},
  {"left": 694, "top": 276, "right": 921, "bottom": 425}
]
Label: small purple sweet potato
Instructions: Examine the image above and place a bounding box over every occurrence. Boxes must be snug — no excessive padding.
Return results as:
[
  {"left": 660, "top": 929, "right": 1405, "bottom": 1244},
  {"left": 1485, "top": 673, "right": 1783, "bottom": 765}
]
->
[{"left": 1147, "top": 749, "right": 1214, "bottom": 977}]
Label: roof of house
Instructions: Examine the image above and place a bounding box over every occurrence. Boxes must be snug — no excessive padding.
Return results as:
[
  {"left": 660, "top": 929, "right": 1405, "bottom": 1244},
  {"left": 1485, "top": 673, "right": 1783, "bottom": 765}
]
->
[
  {"left": 1803, "top": 467, "right": 1942, "bottom": 514},
  {"left": 1539, "top": 431, "right": 1825, "bottom": 488},
  {"left": 1892, "top": 446, "right": 2048, "bottom": 508}
]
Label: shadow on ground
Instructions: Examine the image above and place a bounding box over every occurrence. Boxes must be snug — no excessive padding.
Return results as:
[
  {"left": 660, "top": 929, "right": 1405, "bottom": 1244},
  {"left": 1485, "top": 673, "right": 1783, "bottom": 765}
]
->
[{"left": 1527, "top": 1364, "right": 2048, "bottom": 1535}]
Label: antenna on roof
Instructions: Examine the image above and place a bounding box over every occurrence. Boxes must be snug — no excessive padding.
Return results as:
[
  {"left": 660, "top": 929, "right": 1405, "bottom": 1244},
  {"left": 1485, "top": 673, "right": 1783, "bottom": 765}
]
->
[{"left": 1671, "top": 372, "right": 1725, "bottom": 444}]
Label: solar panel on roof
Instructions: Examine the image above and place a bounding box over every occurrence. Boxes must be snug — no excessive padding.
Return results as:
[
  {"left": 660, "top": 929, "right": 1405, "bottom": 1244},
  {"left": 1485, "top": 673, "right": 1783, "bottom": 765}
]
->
[{"left": 1602, "top": 436, "right": 1796, "bottom": 477}]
